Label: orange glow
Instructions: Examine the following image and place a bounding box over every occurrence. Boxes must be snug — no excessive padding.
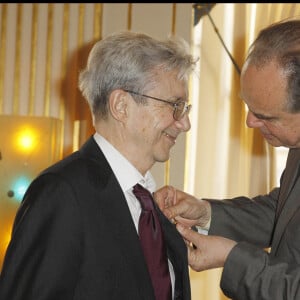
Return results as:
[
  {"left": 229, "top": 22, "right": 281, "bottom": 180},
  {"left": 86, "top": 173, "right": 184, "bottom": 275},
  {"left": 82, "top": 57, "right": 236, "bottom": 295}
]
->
[
  {"left": 0, "top": 224, "right": 13, "bottom": 271},
  {"left": 1, "top": 230, "right": 11, "bottom": 251}
]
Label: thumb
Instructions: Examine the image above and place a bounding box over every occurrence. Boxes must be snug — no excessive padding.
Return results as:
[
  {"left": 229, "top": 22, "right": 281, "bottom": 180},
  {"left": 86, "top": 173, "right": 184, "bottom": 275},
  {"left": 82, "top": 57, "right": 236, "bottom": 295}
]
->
[{"left": 177, "top": 224, "right": 200, "bottom": 246}]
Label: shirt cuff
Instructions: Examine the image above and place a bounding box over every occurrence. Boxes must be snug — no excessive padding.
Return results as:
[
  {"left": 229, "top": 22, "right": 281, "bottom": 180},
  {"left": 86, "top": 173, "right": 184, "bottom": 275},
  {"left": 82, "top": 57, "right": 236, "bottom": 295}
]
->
[{"left": 195, "top": 217, "right": 211, "bottom": 235}]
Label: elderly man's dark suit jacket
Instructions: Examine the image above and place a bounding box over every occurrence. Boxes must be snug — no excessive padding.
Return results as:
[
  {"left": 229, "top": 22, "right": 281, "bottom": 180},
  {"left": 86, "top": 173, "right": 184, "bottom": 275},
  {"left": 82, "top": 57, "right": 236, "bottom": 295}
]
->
[
  {"left": 207, "top": 148, "right": 300, "bottom": 300},
  {"left": 0, "top": 136, "right": 191, "bottom": 300}
]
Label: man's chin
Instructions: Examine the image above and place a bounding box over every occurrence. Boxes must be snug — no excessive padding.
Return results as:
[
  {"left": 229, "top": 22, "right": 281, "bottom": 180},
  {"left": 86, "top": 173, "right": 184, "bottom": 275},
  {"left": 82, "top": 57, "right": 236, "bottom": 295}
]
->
[
  {"left": 156, "top": 152, "right": 171, "bottom": 163},
  {"left": 264, "top": 137, "right": 282, "bottom": 147}
]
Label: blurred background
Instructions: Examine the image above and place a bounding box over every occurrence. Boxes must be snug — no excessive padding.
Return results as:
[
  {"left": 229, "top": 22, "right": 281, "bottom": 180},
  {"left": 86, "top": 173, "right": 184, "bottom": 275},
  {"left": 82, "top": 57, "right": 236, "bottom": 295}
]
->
[{"left": 0, "top": 3, "right": 299, "bottom": 299}]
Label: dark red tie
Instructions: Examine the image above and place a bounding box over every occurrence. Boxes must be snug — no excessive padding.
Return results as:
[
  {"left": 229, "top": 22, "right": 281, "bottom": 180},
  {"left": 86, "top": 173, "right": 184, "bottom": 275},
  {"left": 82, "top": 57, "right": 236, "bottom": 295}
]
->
[{"left": 133, "top": 183, "right": 172, "bottom": 300}]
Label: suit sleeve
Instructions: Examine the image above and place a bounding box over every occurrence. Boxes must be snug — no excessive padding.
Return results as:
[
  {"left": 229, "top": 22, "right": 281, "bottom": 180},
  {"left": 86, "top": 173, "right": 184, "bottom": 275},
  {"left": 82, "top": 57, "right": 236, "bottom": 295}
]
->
[
  {"left": 221, "top": 242, "right": 300, "bottom": 300},
  {"left": 0, "top": 174, "right": 82, "bottom": 300},
  {"left": 206, "top": 187, "right": 279, "bottom": 248}
]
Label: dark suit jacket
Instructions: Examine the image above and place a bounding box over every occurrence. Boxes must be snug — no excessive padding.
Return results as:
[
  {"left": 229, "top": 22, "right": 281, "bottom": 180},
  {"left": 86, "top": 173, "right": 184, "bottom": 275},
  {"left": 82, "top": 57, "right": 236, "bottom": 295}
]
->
[
  {"left": 207, "top": 148, "right": 300, "bottom": 300},
  {"left": 0, "top": 136, "right": 191, "bottom": 300}
]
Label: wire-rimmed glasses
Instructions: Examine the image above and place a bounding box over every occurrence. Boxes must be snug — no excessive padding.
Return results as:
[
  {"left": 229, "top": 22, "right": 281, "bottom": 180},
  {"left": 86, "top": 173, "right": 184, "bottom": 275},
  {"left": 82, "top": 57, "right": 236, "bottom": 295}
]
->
[{"left": 124, "top": 90, "right": 191, "bottom": 121}]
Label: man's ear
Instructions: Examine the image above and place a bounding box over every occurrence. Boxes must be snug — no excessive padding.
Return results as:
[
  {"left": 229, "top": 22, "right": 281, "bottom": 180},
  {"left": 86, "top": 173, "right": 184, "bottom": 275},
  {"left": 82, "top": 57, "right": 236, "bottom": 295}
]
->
[{"left": 109, "top": 89, "right": 128, "bottom": 122}]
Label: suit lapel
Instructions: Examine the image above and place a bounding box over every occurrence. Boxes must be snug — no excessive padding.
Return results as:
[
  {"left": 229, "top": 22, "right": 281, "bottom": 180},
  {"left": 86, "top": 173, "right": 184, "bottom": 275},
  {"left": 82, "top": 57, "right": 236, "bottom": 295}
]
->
[
  {"left": 101, "top": 178, "right": 155, "bottom": 298},
  {"left": 156, "top": 206, "right": 190, "bottom": 300},
  {"left": 272, "top": 176, "right": 300, "bottom": 253},
  {"left": 79, "top": 137, "right": 155, "bottom": 299},
  {"left": 276, "top": 148, "right": 300, "bottom": 218},
  {"left": 272, "top": 148, "right": 300, "bottom": 252}
]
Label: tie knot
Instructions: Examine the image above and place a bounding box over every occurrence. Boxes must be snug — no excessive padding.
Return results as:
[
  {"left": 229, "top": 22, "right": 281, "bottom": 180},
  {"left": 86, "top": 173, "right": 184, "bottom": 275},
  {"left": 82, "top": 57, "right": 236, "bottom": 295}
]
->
[{"left": 133, "top": 184, "right": 154, "bottom": 211}]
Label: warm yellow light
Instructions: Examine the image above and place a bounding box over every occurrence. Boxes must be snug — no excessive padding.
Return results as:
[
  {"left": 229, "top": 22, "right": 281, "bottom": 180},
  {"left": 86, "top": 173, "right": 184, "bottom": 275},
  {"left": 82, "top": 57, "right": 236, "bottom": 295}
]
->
[
  {"left": 20, "top": 135, "right": 34, "bottom": 149},
  {"left": 16, "top": 127, "right": 37, "bottom": 152}
]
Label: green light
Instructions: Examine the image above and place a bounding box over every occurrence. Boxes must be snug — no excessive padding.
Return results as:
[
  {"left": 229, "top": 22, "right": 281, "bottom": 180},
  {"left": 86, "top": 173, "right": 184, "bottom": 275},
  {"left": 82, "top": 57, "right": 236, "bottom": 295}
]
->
[{"left": 11, "top": 177, "right": 31, "bottom": 202}]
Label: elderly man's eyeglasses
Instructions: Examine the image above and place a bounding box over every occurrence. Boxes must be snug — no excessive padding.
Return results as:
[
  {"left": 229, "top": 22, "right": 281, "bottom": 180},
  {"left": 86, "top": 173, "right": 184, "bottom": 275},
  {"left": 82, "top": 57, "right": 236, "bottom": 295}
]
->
[{"left": 124, "top": 90, "right": 191, "bottom": 121}]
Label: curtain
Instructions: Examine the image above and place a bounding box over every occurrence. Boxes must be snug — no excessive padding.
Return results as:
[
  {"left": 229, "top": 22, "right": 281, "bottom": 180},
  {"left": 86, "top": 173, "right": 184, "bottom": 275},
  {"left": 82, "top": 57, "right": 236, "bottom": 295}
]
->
[
  {"left": 188, "top": 3, "right": 300, "bottom": 299},
  {"left": 0, "top": 2, "right": 103, "bottom": 271}
]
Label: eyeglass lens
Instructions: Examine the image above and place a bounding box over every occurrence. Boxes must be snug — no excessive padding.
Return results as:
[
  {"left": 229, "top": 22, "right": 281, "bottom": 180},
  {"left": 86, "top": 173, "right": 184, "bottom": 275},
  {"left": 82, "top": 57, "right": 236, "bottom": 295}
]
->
[{"left": 174, "top": 102, "right": 190, "bottom": 120}]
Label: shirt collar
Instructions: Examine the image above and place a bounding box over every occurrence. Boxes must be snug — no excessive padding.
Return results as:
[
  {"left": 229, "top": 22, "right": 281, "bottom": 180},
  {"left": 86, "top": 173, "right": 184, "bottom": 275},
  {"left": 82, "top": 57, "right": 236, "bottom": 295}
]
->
[{"left": 93, "top": 132, "right": 156, "bottom": 193}]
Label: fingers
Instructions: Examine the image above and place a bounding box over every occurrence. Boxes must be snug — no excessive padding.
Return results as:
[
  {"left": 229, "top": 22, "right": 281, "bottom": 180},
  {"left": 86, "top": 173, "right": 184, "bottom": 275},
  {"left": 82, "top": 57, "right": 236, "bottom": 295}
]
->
[
  {"left": 153, "top": 185, "right": 177, "bottom": 210},
  {"left": 176, "top": 224, "right": 204, "bottom": 271},
  {"left": 154, "top": 186, "right": 206, "bottom": 229},
  {"left": 177, "top": 224, "right": 237, "bottom": 271},
  {"left": 177, "top": 223, "right": 201, "bottom": 248}
]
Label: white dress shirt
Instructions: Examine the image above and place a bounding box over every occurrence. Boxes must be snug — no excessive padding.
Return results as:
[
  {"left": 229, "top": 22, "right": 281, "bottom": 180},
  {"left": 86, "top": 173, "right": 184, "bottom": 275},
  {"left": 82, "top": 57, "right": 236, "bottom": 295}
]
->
[{"left": 93, "top": 132, "right": 175, "bottom": 298}]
